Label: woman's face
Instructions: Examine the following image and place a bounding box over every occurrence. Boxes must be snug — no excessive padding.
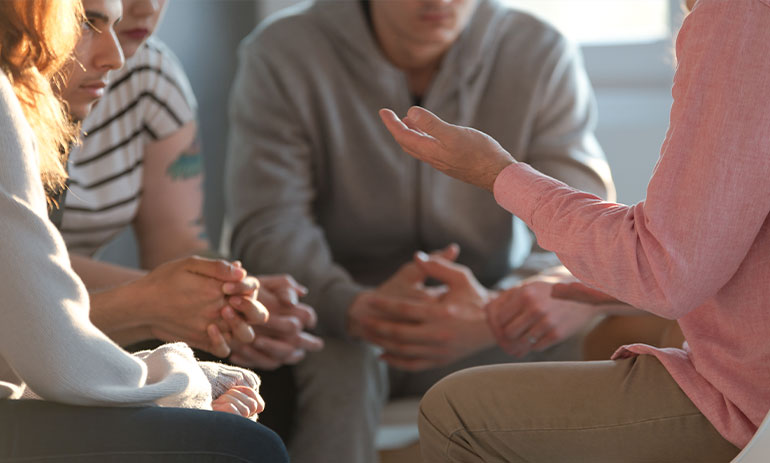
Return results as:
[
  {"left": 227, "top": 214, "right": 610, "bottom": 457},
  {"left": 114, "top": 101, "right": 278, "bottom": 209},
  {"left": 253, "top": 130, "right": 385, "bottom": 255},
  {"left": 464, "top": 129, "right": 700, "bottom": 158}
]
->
[{"left": 115, "top": 0, "right": 168, "bottom": 58}]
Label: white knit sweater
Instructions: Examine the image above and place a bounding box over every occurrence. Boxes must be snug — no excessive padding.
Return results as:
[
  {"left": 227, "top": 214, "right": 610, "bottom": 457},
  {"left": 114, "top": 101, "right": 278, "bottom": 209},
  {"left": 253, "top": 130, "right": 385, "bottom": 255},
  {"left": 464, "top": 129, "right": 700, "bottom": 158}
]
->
[{"left": 0, "top": 69, "right": 246, "bottom": 408}]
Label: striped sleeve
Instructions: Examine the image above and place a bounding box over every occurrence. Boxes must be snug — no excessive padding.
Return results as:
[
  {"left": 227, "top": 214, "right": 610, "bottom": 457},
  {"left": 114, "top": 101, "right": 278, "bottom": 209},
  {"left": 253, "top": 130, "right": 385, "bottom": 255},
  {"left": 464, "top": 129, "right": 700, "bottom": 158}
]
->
[{"left": 136, "top": 38, "right": 197, "bottom": 140}]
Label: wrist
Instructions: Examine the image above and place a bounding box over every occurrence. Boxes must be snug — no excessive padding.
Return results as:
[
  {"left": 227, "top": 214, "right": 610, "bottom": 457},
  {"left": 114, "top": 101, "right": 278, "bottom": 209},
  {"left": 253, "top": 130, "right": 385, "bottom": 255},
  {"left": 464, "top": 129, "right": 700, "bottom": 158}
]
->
[
  {"left": 90, "top": 282, "right": 153, "bottom": 344},
  {"left": 111, "top": 325, "right": 154, "bottom": 346},
  {"left": 317, "top": 281, "right": 365, "bottom": 339},
  {"left": 346, "top": 291, "right": 371, "bottom": 339},
  {"left": 485, "top": 158, "right": 515, "bottom": 193},
  {"left": 471, "top": 316, "right": 498, "bottom": 352}
]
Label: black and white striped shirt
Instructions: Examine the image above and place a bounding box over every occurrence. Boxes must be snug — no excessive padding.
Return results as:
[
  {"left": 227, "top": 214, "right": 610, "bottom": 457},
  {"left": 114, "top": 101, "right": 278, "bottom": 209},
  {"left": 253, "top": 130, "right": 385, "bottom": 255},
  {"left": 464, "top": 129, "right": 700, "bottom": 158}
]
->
[{"left": 62, "top": 38, "right": 197, "bottom": 256}]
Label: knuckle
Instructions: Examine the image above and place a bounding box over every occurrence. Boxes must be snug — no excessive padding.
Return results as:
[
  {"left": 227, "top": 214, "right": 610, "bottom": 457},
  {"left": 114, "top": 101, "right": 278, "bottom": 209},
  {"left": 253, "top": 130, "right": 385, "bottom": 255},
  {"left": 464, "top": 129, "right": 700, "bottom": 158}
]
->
[
  {"left": 434, "top": 330, "right": 452, "bottom": 343},
  {"left": 297, "top": 305, "right": 315, "bottom": 319},
  {"left": 285, "top": 317, "right": 303, "bottom": 333},
  {"left": 217, "top": 260, "right": 232, "bottom": 273},
  {"left": 205, "top": 291, "right": 225, "bottom": 305},
  {"left": 435, "top": 346, "right": 452, "bottom": 359},
  {"left": 521, "top": 290, "right": 538, "bottom": 305}
]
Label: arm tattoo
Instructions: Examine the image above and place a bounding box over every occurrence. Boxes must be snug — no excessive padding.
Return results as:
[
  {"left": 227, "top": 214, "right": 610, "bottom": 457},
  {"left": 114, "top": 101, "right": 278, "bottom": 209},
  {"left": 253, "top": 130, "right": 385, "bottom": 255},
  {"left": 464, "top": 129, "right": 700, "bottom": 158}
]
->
[
  {"left": 166, "top": 135, "right": 203, "bottom": 180},
  {"left": 191, "top": 216, "right": 209, "bottom": 241}
]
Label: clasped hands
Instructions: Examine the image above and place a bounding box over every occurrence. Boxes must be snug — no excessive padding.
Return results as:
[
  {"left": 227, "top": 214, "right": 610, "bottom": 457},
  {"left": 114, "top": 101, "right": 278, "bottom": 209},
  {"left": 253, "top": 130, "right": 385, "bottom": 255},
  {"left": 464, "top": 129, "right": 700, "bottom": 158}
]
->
[
  {"left": 133, "top": 256, "right": 322, "bottom": 368},
  {"left": 348, "top": 246, "right": 610, "bottom": 370},
  {"left": 348, "top": 244, "right": 494, "bottom": 371}
]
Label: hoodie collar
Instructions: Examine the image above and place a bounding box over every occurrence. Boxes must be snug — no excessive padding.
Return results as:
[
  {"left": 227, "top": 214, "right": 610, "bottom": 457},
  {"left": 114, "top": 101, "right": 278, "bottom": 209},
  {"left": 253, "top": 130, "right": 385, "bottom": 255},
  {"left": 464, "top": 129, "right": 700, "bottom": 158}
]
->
[{"left": 311, "top": 0, "right": 507, "bottom": 81}]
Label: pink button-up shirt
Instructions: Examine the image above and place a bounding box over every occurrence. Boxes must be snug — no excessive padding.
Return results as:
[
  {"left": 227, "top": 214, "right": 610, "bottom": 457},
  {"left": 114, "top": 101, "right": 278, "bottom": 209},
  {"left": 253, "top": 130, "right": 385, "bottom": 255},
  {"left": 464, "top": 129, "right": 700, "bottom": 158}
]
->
[{"left": 493, "top": 0, "right": 770, "bottom": 448}]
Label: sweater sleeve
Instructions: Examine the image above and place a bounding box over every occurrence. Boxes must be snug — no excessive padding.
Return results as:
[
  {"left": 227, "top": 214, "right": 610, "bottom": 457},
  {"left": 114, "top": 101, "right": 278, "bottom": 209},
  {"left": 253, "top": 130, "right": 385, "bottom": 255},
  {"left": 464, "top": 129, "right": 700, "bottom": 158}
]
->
[
  {"left": 0, "top": 72, "right": 212, "bottom": 408},
  {"left": 493, "top": 0, "right": 770, "bottom": 319},
  {"left": 223, "top": 33, "right": 364, "bottom": 338}
]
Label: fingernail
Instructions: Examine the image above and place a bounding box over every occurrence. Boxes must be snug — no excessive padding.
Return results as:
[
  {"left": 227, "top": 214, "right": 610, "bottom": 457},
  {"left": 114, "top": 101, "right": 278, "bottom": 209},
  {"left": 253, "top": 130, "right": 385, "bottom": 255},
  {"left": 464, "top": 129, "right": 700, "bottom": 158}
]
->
[
  {"left": 223, "top": 282, "right": 236, "bottom": 293},
  {"left": 222, "top": 307, "right": 234, "bottom": 319},
  {"left": 230, "top": 297, "right": 242, "bottom": 306},
  {"left": 415, "top": 251, "right": 429, "bottom": 262}
]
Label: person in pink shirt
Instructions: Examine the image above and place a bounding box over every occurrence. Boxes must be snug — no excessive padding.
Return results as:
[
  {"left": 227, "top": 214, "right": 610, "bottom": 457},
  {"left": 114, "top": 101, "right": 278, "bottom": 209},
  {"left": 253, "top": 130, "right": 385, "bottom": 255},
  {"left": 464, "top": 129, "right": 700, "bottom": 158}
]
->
[{"left": 379, "top": 0, "right": 769, "bottom": 460}]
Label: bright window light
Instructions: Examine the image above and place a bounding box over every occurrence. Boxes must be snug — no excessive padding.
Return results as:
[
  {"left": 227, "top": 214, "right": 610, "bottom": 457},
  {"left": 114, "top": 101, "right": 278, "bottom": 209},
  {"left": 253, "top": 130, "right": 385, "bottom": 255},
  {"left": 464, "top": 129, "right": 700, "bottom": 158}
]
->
[{"left": 500, "top": 0, "right": 671, "bottom": 45}]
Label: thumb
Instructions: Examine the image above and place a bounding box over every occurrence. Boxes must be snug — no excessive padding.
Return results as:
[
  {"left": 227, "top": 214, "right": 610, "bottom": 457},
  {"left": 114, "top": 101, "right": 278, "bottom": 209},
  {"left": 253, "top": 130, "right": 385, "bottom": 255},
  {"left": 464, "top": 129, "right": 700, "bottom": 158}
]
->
[
  {"left": 185, "top": 256, "right": 246, "bottom": 282},
  {"left": 432, "top": 243, "right": 460, "bottom": 262},
  {"left": 404, "top": 106, "right": 452, "bottom": 137},
  {"left": 392, "top": 260, "right": 428, "bottom": 286},
  {"left": 413, "top": 252, "right": 472, "bottom": 289}
]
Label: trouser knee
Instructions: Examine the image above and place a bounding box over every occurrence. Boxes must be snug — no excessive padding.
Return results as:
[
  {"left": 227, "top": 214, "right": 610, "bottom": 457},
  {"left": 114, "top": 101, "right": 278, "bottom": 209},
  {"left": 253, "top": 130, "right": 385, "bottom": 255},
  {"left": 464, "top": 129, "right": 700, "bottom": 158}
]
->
[
  {"left": 208, "top": 414, "right": 289, "bottom": 463},
  {"left": 299, "top": 338, "right": 387, "bottom": 404},
  {"left": 418, "top": 368, "right": 474, "bottom": 439}
]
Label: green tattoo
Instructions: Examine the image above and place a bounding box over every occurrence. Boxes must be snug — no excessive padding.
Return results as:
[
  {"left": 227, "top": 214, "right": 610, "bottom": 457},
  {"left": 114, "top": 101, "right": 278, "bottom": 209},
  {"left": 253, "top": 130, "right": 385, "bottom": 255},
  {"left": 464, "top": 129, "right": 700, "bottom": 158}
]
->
[
  {"left": 166, "top": 152, "right": 203, "bottom": 180},
  {"left": 166, "top": 137, "right": 203, "bottom": 180}
]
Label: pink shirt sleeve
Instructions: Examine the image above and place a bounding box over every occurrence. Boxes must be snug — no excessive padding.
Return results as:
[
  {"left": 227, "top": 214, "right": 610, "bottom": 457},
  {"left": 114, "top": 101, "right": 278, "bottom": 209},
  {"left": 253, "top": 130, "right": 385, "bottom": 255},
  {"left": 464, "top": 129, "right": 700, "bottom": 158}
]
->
[{"left": 493, "top": 0, "right": 770, "bottom": 320}]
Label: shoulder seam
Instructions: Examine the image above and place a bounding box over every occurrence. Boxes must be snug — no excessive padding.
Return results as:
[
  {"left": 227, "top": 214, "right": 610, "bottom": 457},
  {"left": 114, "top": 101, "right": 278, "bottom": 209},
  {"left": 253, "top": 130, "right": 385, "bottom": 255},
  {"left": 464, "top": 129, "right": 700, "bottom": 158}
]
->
[{"left": 107, "top": 65, "right": 184, "bottom": 96}]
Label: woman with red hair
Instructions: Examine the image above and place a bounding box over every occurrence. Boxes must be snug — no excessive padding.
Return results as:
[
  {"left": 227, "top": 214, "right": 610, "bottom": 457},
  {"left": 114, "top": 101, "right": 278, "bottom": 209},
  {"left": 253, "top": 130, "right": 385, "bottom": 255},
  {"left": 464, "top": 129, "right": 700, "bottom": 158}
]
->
[{"left": 0, "top": 1, "right": 287, "bottom": 461}]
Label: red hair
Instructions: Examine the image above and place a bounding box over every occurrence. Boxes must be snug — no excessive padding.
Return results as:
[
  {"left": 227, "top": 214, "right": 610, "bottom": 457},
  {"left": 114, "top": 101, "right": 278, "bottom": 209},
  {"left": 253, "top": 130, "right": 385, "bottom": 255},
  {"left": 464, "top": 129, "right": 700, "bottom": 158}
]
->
[{"left": 0, "top": 0, "right": 83, "bottom": 199}]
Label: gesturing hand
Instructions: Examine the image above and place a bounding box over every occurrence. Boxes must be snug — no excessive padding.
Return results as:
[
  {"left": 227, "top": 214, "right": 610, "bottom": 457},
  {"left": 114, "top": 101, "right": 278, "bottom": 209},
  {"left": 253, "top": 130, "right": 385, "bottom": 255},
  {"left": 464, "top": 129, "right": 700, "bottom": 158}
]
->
[
  {"left": 486, "top": 275, "right": 602, "bottom": 358},
  {"left": 379, "top": 106, "right": 516, "bottom": 192}
]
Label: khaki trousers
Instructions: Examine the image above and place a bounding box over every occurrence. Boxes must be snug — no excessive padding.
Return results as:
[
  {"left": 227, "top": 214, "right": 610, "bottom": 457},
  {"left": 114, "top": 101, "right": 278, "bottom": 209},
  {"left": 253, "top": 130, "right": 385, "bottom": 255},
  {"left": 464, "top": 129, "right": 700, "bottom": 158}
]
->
[{"left": 419, "top": 356, "right": 740, "bottom": 462}]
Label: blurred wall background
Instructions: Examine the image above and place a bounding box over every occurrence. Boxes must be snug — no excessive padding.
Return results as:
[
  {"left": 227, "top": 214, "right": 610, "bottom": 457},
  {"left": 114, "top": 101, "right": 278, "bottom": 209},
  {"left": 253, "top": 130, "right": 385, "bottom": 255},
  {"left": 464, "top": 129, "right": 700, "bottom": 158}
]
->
[{"left": 100, "top": 0, "right": 679, "bottom": 267}]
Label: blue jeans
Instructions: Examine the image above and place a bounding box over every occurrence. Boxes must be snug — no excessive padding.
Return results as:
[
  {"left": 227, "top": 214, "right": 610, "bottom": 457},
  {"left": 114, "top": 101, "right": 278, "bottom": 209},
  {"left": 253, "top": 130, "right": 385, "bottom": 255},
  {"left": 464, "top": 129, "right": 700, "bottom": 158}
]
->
[{"left": 0, "top": 400, "right": 288, "bottom": 462}]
